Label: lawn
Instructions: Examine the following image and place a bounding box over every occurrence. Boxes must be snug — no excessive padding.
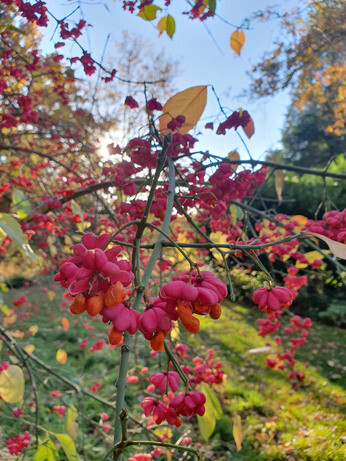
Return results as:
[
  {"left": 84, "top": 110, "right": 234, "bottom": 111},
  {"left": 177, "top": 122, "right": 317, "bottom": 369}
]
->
[{"left": 0, "top": 280, "right": 345, "bottom": 460}]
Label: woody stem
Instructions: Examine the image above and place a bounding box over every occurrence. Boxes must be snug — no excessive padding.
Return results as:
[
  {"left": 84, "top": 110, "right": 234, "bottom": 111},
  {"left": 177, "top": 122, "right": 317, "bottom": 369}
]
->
[{"left": 112, "top": 145, "right": 175, "bottom": 461}]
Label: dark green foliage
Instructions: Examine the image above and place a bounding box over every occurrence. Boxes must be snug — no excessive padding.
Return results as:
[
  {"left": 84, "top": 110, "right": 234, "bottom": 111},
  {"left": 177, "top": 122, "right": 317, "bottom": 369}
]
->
[
  {"left": 280, "top": 104, "right": 345, "bottom": 168},
  {"left": 5, "top": 275, "right": 33, "bottom": 289}
]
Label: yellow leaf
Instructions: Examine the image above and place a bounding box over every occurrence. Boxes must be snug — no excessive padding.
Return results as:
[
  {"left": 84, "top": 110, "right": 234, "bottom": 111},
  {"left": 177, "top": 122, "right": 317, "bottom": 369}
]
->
[
  {"left": 170, "top": 323, "right": 180, "bottom": 341},
  {"left": 157, "top": 15, "right": 175, "bottom": 38},
  {"left": 232, "top": 413, "right": 242, "bottom": 451},
  {"left": 160, "top": 86, "right": 208, "bottom": 135},
  {"left": 306, "top": 233, "right": 346, "bottom": 259},
  {"left": 0, "top": 365, "right": 25, "bottom": 403},
  {"left": 154, "top": 427, "right": 172, "bottom": 440},
  {"left": 56, "top": 349, "right": 67, "bottom": 365},
  {"left": 28, "top": 324, "right": 39, "bottom": 336},
  {"left": 292, "top": 215, "right": 308, "bottom": 226},
  {"left": 24, "top": 345, "right": 35, "bottom": 354},
  {"left": 64, "top": 235, "right": 73, "bottom": 246},
  {"left": 230, "top": 30, "right": 245, "bottom": 56},
  {"left": 157, "top": 16, "right": 167, "bottom": 37},
  {"left": 274, "top": 170, "right": 284, "bottom": 204},
  {"left": 52, "top": 433, "right": 80, "bottom": 461},
  {"left": 47, "top": 291, "right": 56, "bottom": 301},
  {"left": 66, "top": 404, "right": 78, "bottom": 440},
  {"left": 165, "top": 448, "right": 172, "bottom": 461},
  {"left": 62, "top": 318, "right": 70, "bottom": 332},
  {"left": 296, "top": 250, "right": 326, "bottom": 268},
  {"left": 227, "top": 151, "right": 240, "bottom": 173}
]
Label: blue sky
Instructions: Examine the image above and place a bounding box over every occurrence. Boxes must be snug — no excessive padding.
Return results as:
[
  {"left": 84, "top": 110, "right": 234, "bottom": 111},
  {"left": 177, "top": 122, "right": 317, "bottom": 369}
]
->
[{"left": 41, "top": 0, "right": 298, "bottom": 160}]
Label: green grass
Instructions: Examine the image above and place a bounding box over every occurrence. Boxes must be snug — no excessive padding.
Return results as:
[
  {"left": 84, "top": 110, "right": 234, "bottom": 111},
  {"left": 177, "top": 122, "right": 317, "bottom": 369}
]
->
[
  {"left": 192, "top": 301, "right": 346, "bottom": 460},
  {"left": 1, "top": 282, "right": 345, "bottom": 460}
]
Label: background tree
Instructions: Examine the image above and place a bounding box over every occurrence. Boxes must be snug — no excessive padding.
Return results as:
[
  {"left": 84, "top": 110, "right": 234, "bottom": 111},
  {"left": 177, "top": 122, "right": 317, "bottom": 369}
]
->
[
  {"left": 251, "top": 0, "right": 345, "bottom": 136},
  {"left": 277, "top": 102, "right": 344, "bottom": 168},
  {"left": 89, "top": 31, "right": 179, "bottom": 144}
]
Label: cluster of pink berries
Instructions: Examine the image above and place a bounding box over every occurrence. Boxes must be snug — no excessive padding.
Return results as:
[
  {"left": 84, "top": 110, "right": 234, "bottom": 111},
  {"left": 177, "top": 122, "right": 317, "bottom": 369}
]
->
[
  {"left": 54, "top": 233, "right": 133, "bottom": 296},
  {"left": 141, "top": 344, "right": 225, "bottom": 428},
  {"left": 0, "top": 361, "right": 9, "bottom": 372},
  {"left": 128, "top": 449, "right": 162, "bottom": 461},
  {"left": 252, "top": 286, "right": 293, "bottom": 315},
  {"left": 253, "top": 287, "right": 313, "bottom": 387},
  {"left": 5, "top": 431, "right": 30, "bottom": 455},
  {"left": 56, "top": 237, "right": 227, "bottom": 353},
  {"left": 141, "top": 390, "right": 206, "bottom": 427}
]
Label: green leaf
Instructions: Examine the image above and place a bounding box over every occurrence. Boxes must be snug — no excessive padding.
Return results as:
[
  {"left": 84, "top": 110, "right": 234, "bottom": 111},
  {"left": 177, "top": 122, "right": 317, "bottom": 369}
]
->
[
  {"left": 52, "top": 434, "right": 80, "bottom": 461},
  {"left": 166, "top": 14, "right": 175, "bottom": 38},
  {"left": 5, "top": 24, "right": 25, "bottom": 34},
  {"left": 197, "top": 382, "right": 223, "bottom": 440},
  {"left": 0, "top": 212, "right": 37, "bottom": 259},
  {"left": 70, "top": 201, "right": 90, "bottom": 232},
  {"left": 33, "top": 440, "right": 59, "bottom": 461},
  {"left": 138, "top": 4, "right": 162, "bottom": 21},
  {"left": 199, "top": 382, "right": 223, "bottom": 418},
  {"left": 209, "top": 0, "right": 216, "bottom": 15},
  {"left": 12, "top": 189, "right": 31, "bottom": 219},
  {"left": 197, "top": 407, "right": 216, "bottom": 441}
]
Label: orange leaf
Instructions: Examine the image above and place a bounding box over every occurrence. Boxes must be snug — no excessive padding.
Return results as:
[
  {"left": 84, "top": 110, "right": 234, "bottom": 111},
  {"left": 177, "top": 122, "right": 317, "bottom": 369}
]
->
[
  {"left": 306, "top": 233, "right": 346, "bottom": 259},
  {"left": 227, "top": 150, "right": 240, "bottom": 173},
  {"left": 159, "top": 86, "right": 208, "bottom": 135},
  {"left": 10, "top": 330, "right": 24, "bottom": 338},
  {"left": 47, "top": 290, "right": 55, "bottom": 301},
  {"left": 243, "top": 117, "right": 254, "bottom": 138},
  {"left": 3, "top": 314, "right": 17, "bottom": 326},
  {"left": 274, "top": 170, "right": 284, "bottom": 204},
  {"left": 61, "top": 318, "right": 70, "bottom": 332},
  {"left": 230, "top": 30, "right": 245, "bottom": 56},
  {"left": 56, "top": 349, "right": 67, "bottom": 365},
  {"left": 292, "top": 215, "right": 308, "bottom": 227}
]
